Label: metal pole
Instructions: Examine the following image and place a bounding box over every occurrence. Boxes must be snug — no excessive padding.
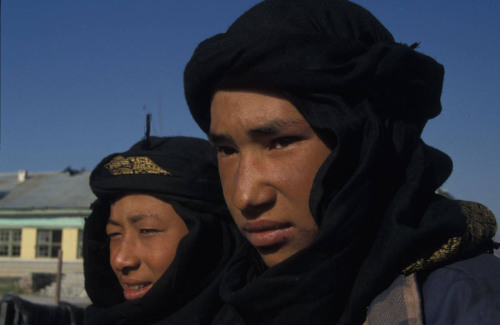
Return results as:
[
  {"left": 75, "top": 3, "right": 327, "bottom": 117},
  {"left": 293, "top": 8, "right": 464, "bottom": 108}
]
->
[{"left": 55, "top": 249, "right": 63, "bottom": 305}]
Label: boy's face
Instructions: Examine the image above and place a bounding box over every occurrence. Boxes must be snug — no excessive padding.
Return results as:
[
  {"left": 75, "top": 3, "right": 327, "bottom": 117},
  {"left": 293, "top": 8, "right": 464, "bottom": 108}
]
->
[
  {"left": 106, "top": 194, "right": 188, "bottom": 300},
  {"left": 210, "top": 90, "right": 332, "bottom": 267}
]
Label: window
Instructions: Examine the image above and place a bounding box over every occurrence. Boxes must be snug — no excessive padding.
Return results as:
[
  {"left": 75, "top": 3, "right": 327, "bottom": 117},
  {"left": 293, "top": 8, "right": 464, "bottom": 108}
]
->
[
  {"left": 0, "top": 229, "right": 22, "bottom": 257},
  {"left": 36, "top": 229, "right": 62, "bottom": 258}
]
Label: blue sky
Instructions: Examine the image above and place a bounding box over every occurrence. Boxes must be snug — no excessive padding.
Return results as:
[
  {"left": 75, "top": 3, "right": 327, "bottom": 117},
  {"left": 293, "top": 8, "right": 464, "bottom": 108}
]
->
[{"left": 1, "top": 1, "right": 499, "bottom": 236}]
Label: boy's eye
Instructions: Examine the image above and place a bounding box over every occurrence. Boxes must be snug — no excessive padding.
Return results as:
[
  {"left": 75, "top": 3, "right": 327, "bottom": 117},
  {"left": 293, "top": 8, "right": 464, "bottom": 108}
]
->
[
  {"left": 271, "top": 136, "right": 301, "bottom": 149},
  {"left": 107, "top": 232, "right": 121, "bottom": 239},
  {"left": 140, "top": 229, "right": 160, "bottom": 235},
  {"left": 216, "top": 146, "right": 237, "bottom": 156}
]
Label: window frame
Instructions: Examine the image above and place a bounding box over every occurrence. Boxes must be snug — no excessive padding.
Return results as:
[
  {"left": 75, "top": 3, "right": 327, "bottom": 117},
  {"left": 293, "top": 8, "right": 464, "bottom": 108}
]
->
[
  {"left": 36, "top": 229, "right": 62, "bottom": 258},
  {"left": 0, "top": 229, "right": 22, "bottom": 257}
]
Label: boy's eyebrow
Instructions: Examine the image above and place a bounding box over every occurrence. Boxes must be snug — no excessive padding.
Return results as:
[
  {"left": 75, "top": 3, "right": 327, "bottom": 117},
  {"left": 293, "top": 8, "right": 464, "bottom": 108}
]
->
[
  {"left": 208, "top": 132, "right": 232, "bottom": 145},
  {"left": 107, "top": 219, "right": 121, "bottom": 226},
  {"left": 128, "top": 214, "right": 160, "bottom": 224},
  {"left": 247, "top": 119, "right": 305, "bottom": 137},
  {"left": 107, "top": 214, "right": 160, "bottom": 226}
]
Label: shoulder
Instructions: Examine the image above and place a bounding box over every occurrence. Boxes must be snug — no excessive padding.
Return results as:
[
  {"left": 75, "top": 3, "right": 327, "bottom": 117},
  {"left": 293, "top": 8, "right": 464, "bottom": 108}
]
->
[{"left": 421, "top": 253, "right": 500, "bottom": 325}]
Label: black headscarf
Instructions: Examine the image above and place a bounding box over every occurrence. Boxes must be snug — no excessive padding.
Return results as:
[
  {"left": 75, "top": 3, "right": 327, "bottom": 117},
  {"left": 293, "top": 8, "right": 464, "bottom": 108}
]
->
[
  {"left": 83, "top": 136, "right": 251, "bottom": 325},
  {"left": 184, "top": 1, "right": 497, "bottom": 324}
]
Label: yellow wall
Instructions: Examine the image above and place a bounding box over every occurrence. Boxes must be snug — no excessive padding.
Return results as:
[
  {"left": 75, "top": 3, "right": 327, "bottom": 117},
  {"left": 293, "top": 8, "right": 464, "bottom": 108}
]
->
[
  {"left": 62, "top": 228, "right": 80, "bottom": 260},
  {"left": 20, "top": 227, "right": 36, "bottom": 259}
]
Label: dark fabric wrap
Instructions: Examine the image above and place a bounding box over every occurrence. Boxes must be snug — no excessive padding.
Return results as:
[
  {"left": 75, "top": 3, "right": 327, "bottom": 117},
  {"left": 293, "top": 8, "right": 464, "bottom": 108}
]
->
[
  {"left": 83, "top": 136, "right": 247, "bottom": 325},
  {"left": 184, "top": 1, "right": 497, "bottom": 324},
  {"left": 0, "top": 294, "right": 84, "bottom": 325}
]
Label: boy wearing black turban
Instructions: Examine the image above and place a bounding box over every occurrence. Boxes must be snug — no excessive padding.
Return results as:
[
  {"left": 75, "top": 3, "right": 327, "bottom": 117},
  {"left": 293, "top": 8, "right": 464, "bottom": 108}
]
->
[
  {"left": 184, "top": 0, "right": 500, "bottom": 324},
  {"left": 83, "top": 136, "right": 250, "bottom": 325}
]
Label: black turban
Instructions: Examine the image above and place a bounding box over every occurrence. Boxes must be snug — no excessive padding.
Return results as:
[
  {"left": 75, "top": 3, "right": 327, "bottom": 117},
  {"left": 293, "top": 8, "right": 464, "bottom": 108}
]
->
[
  {"left": 83, "top": 136, "right": 252, "bottom": 325},
  {"left": 185, "top": 0, "right": 444, "bottom": 135},
  {"left": 88, "top": 135, "right": 226, "bottom": 215},
  {"left": 184, "top": 1, "right": 497, "bottom": 324}
]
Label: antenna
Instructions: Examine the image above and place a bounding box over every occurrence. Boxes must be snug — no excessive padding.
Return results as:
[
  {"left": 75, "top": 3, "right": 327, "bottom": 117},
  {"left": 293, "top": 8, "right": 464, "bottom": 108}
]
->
[
  {"left": 142, "top": 105, "right": 157, "bottom": 136},
  {"left": 143, "top": 113, "right": 152, "bottom": 148}
]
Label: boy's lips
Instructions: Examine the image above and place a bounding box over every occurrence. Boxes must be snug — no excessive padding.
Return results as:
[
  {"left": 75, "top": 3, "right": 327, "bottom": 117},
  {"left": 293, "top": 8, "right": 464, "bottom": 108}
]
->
[
  {"left": 121, "top": 281, "right": 153, "bottom": 300},
  {"left": 243, "top": 220, "right": 292, "bottom": 248}
]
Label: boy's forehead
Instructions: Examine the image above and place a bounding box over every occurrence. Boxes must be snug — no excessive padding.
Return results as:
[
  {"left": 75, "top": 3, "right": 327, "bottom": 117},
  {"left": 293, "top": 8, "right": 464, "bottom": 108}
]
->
[{"left": 209, "top": 90, "right": 309, "bottom": 137}]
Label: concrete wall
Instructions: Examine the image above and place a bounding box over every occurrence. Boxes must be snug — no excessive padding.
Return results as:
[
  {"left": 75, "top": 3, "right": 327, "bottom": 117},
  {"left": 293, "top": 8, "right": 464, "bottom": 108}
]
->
[{"left": 0, "top": 258, "right": 84, "bottom": 277}]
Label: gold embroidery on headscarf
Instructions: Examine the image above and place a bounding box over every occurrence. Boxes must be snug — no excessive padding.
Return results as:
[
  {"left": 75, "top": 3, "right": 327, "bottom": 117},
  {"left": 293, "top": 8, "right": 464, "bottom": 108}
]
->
[
  {"left": 402, "top": 237, "right": 462, "bottom": 275},
  {"left": 105, "top": 155, "right": 170, "bottom": 176},
  {"left": 402, "top": 201, "right": 497, "bottom": 275}
]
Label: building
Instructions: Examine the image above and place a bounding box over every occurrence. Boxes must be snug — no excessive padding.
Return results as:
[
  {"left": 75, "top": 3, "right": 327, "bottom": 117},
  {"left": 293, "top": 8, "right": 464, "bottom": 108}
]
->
[{"left": 0, "top": 169, "right": 95, "bottom": 279}]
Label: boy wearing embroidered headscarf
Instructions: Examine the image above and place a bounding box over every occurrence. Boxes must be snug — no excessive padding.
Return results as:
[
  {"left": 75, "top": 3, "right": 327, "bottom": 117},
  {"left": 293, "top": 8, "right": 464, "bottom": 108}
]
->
[
  {"left": 82, "top": 135, "right": 249, "bottom": 325},
  {"left": 184, "top": 0, "right": 500, "bottom": 324}
]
